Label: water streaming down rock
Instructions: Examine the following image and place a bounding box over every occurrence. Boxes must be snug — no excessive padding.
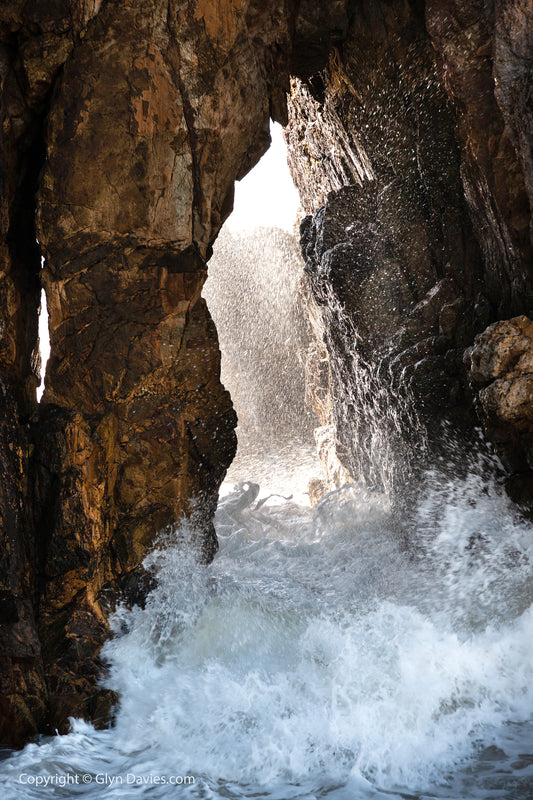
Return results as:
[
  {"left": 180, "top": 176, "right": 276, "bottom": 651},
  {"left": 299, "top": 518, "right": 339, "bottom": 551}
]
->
[
  {"left": 305, "top": 278, "right": 429, "bottom": 499},
  {"left": 203, "top": 219, "right": 424, "bottom": 504}
]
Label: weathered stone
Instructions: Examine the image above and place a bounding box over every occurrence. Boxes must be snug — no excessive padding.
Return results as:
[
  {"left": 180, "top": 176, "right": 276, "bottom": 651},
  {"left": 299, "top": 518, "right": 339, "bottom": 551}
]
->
[
  {"left": 0, "top": 0, "right": 352, "bottom": 745},
  {"left": 0, "top": 9, "right": 53, "bottom": 747},
  {"left": 469, "top": 316, "right": 533, "bottom": 489},
  {"left": 425, "top": 0, "right": 533, "bottom": 317}
]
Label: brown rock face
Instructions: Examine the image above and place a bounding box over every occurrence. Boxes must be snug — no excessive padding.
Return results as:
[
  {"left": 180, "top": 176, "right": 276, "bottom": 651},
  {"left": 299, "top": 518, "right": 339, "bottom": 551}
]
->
[
  {"left": 286, "top": 0, "right": 533, "bottom": 496},
  {"left": 426, "top": 0, "right": 533, "bottom": 316},
  {"left": 31, "top": 0, "right": 289, "bottom": 737},
  {"left": 469, "top": 316, "right": 533, "bottom": 505},
  {"left": 0, "top": 0, "right": 350, "bottom": 746}
]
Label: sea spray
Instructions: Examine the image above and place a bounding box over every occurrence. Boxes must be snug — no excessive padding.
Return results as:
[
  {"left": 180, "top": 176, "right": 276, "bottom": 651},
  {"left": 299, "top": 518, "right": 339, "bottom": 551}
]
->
[
  {"left": 203, "top": 226, "right": 313, "bottom": 451},
  {"left": 1, "top": 466, "right": 533, "bottom": 799},
  {"left": 105, "top": 473, "right": 533, "bottom": 797}
]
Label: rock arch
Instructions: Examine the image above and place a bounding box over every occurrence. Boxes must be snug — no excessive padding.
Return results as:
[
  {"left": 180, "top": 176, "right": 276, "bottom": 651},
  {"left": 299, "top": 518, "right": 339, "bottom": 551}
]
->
[{"left": 0, "top": 0, "right": 531, "bottom": 746}]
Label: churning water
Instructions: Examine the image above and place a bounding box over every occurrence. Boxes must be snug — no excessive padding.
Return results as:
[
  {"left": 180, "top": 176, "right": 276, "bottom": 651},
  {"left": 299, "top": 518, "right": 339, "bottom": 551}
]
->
[{"left": 1, "top": 462, "right": 533, "bottom": 800}]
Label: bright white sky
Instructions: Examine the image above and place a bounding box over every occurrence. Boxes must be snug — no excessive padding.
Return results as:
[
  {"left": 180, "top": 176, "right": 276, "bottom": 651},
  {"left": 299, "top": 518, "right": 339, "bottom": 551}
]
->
[{"left": 226, "top": 122, "right": 300, "bottom": 232}]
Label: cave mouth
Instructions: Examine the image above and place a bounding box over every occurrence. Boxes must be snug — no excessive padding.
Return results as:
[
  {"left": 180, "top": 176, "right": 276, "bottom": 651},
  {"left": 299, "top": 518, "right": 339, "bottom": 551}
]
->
[{"left": 203, "top": 122, "right": 319, "bottom": 504}]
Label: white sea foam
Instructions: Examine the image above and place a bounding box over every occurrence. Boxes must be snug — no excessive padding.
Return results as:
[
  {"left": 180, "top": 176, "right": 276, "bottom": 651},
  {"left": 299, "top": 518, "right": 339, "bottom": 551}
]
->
[{"left": 2, "top": 471, "right": 532, "bottom": 800}]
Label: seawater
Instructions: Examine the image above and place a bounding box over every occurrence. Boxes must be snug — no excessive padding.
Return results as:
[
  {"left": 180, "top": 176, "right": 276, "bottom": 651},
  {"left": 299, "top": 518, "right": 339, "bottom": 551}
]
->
[{"left": 1, "top": 459, "right": 533, "bottom": 800}]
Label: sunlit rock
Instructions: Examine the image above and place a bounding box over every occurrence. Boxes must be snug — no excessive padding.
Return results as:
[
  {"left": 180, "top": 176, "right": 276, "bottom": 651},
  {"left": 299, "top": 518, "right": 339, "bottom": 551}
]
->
[{"left": 469, "top": 316, "right": 533, "bottom": 506}]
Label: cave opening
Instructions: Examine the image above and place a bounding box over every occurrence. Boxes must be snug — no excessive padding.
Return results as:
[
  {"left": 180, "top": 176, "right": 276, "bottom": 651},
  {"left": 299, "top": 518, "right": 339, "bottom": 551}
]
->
[
  {"left": 37, "top": 275, "right": 50, "bottom": 403},
  {"left": 204, "top": 122, "right": 318, "bottom": 504}
]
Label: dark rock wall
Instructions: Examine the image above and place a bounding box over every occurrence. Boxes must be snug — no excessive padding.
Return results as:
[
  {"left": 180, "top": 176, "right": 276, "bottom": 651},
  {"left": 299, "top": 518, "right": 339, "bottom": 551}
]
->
[
  {"left": 286, "top": 0, "right": 533, "bottom": 495},
  {"left": 426, "top": 0, "right": 533, "bottom": 316},
  {"left": 0, "top": 0, "right": 63, "bottom": 747}
]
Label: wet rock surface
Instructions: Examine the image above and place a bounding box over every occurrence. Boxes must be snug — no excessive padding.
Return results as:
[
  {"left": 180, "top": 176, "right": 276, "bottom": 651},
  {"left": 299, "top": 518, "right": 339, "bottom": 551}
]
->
[
  {"left": 288, "top": 1, "right": 487, "bottom": 493},
  {"left": 286, "top": 0, "right": 533, "bottom": 496}
]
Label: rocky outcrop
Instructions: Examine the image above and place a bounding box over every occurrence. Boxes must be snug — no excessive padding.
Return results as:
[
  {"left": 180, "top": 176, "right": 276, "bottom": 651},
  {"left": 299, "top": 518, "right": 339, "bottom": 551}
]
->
[
  {"left": 426, "top": 0, "right": 533, "bottom": 317},
  {"left": 1, "top": 0, "right": 532, "bottom": 748},
  {"left": 287, "top": 1, "right": 487, "bottom": 494},
  {"left": 469, "top": 316, "right": 533, "bottom": 505},
  {"left": 286, "top": 0, "right": 533, "bottom": 497},
  {"left": 0, "top": 0, "right": 351, "bottom": 746}
]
